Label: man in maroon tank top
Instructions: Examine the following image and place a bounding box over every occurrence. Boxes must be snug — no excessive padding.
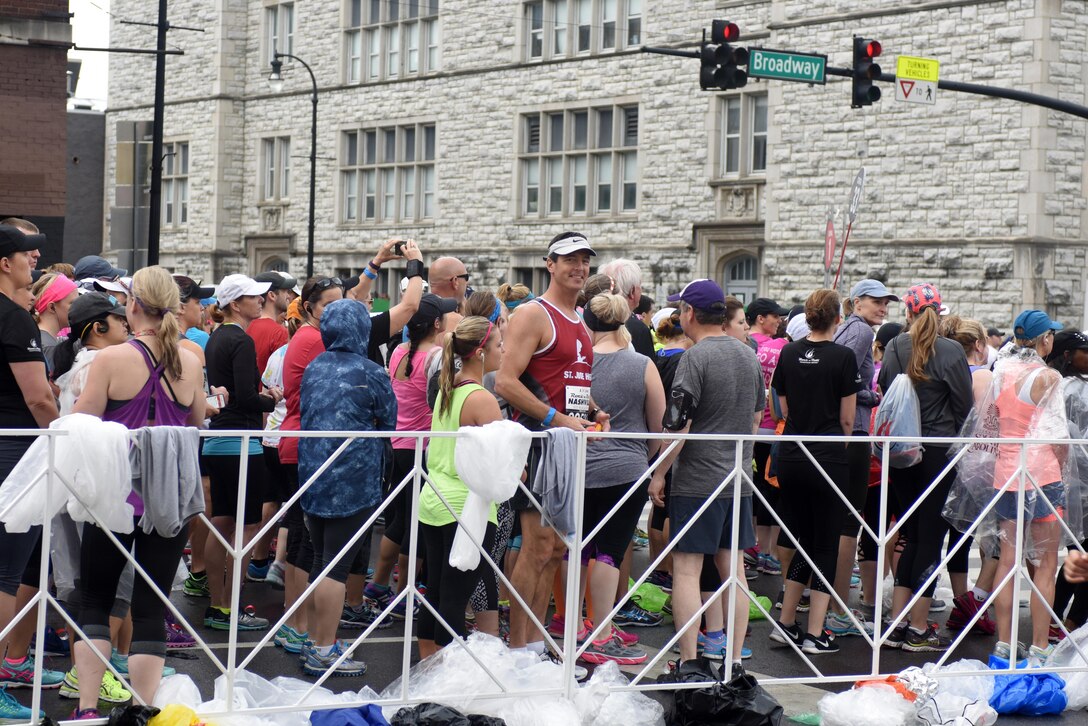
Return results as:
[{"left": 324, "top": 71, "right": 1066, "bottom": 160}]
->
[{"left": 496, "top": 232, "right": 610, "bottom": 657}]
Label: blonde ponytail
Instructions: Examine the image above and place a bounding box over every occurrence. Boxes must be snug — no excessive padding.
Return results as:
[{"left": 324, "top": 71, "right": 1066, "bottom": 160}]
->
[
  {"left": 437, "top": 316, "right": 495, "bottom": 418},
  {"left": 131, "top": 266, "right": 184, "bottom": 380}
]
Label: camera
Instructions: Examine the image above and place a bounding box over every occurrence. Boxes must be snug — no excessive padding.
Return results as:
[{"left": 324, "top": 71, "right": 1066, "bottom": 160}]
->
[{"left": 393, "top": 240, "right": 407, "bottom": 256}]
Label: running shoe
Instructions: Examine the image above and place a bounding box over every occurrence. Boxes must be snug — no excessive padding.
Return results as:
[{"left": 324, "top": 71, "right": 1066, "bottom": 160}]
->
[
  {"left": 245, "top": 561, "right": 270, "bottom": 582},
  {"left": 274, "top": 625, "right": 311, "bottom": 654},
  {"left": 632, "top": 529, "right": 649, "bottom": 550},
  {"left": 165, "top": 613, "right": 197, "bottom": 649},
  {"left": 363, "top": 582, "right": 394, "bottom": 610},
  {"left": 744, "top": 563, "right": 760, "bottom": 581},
  {"left": 391, "top": 596, "right": 419, "bottom": 621},
  {"left": 540, "top": 649, "right": 588, "bottom": 681},
  {"left": 768, "top": 622, "right": 805, "bottom": 648},
  {"left": 992, "top": 641, "right": 1029, "bottom": 661},
  {"left": 266, "top": 561, "right": 286, "bottom": 589},
  {"left": 881, "top": 622, "right": 908, "bottom": 649},
  {"left": 183, "top": 572, "right": 210, "bottom": 598},
  {"left": 849, "top": 574, "right": 861, "bottom": 589},
  {"left": 646, "top": 570, "right": 673, "bottom": 592},
  {"left": 901, "top": 623, "right": 951, "bottom": 652},
  {"left": 945, "top": 593, "right": 996, "bottom": 636},
  {"left": 340, "top": 602, "right": 392, "bottom": 629},
  {"left": 802, "top": 631, "right": 839, "bottom": 655},
  {"left": 796, "top": 594, "right": 810, "bottom": 613},
  {"left": 1048, "top": 624, "right": 1067, "bottom": 644},
  {"left": 928, "top": 597, "right": 948, "bottom": 613},
  {"left": 824, "top": 610, "right": 872, "bottom": 638},
  {"left": 1029, "top": 643, "right": 1054, "bottom": 667},
  {"left": 69, "top": 707, "right": 101, "bottom": 720},
  {"left": 301, "top": 641, "right": 366, "bottom": 677},
  {"left": 611, "top": 625, "right": 639, "bottom": 647},
  {"left": 758, "top": 553, "right": 782, "bottom": 575},
  {"left": 699, "top": 632, "right": 752, "bottom": 660},
  {"left": 546, "top": 615, "right": 589, "bottom": 642},
  {"left": 614, "top": 603, "right": 663, "bottom": 628},
  {"left": 0, "top": 685, "right": 43, "bottom": 724},
  {"left": 0, "top": 656, "right": 64, "bottom": 689},
  {"left": 743, "top": 546, "right": 760, "bottom": 569},
  {"left": 205, "top": 606, "right": 270, "bottom": 631},
  {"left": 109, "top": 650, "right": 175, "bottom": 678},
  {"left": 28, "top": 625, "right": 69, "bottom": 657},
  {"left": 662, "top": 596, "right": 672, "bottom": 616},
  {"left": 580, "top": 636, "right": 647, "bottom": 666},
  {"left": 59, "top": 668, "right": 132, "bottom": 703}
]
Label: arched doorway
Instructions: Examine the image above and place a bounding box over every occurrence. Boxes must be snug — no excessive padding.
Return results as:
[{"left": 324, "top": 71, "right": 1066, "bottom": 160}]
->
[{"left": 723, "top": 254, "right": 758, "bottom": 304}]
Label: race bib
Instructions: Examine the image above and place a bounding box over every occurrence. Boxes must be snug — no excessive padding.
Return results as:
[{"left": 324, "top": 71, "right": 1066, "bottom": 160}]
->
[{"left": 565, "top": 385, "right": 591, "bottom": 419}]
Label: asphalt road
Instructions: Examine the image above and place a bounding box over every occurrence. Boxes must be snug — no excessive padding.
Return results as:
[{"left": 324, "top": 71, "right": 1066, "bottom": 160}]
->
[{"left": 20, "top": 523, "right": 1088, "bottom": 725}]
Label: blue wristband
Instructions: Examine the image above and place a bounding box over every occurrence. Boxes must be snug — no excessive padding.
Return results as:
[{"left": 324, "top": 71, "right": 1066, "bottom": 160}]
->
[
  {"left": 542, "top": 407, "right": 557, "bottom": 426},
  {"left": 362, "top": 267, "right": 377, "bottom": 280}
]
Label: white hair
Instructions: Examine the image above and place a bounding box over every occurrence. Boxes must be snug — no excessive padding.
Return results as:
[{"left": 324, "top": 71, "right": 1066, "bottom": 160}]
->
[{"left": 597, "top": 258, "right": 642, "bottom": 299}]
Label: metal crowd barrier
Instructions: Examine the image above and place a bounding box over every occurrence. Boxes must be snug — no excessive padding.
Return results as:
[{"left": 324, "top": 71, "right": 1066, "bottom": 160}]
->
[{"left": 0, "top": 428, "right": 1086, "bottom": 724}]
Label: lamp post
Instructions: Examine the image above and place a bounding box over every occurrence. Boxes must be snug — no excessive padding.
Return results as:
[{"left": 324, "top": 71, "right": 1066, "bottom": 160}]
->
[{"left": 269, "top": 50, "right": 317, "bottom": 280}]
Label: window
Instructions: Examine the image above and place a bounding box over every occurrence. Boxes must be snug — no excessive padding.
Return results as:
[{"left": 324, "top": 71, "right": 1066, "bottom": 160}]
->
[
  {"left": 723, "top": 254, "right": 758, "bottom": 304},
  {"left": 265, "top": 3, "right": 294, "bottom": 64},
  {"left": 720, "top": 94, "right": 768, "bottom": 178},
  {"left": 523, "top": 0, "right": 641, "bottom": 61},
  {"left": 162, "top": 142, "right": 189, "bottom": 228},
  {"left": 340, "top": 122, "right": 436, "bottom": 223},
  {"left": 261, "top": 136, "right": 291, "bottom": 201},
  {"left": 346, "top": 0, "right": 440, "bottom": 83},
  {"left": 519, "top": 104, "right": 638, "bottom": 219}
]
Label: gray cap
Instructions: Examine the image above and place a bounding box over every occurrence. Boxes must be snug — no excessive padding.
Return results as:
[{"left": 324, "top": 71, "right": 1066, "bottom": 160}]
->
[{"left": 850, "top": 279, "right": 899, "bottom": 302}]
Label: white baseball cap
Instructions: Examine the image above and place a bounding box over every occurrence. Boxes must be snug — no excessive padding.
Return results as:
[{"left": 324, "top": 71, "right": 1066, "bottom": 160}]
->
[
  {"left": 651, "top": 306, "right": 676, "bottom": 331},
  {"left": 216, "top": 274, "right": 271, "bottom": 306}
]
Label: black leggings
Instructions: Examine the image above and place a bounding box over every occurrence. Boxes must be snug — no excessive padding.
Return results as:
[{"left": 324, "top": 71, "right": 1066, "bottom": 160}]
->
[
  {"left": 0, "top": 439, "right": 37, "bottom": 596},
  {"left": 78, "top": 520, "right": 188, "bottom": 657},
  {"left": 384, "top": 448, "right": 424, "bottom": 549},
  {"left": 890, "top": 445, "right": 955, "bottom": 597},
  {"left": 842, "top": 439, "right": 871, "bottom": 536},
  {"left": 859, "top": 482, "right": 892, "bottom": 563},
  {"left": 306, "top": 507, "right": 375, "bottom": 585},
  {"left": 580, "top": 481, "right": 648, "bottom": 568},
  {"left": 282, "top": 464, "right": 314, "bottom": 571},
  {"left": 1055, "top": 541, "right": 1088, "bottom": 628},
  {"left": 417, "top": 521, "right": 495, "bottom": 646},
  {"left": 751, "top": 441, "right": 780, "bottom": 528},
  {"left": 777, "top": 458, "right": 849, "bottom": 595}
]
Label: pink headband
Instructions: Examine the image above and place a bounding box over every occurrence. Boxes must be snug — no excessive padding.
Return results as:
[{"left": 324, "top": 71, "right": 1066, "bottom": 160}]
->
[
  {"left": 471, "top": 322, "right": 494, "bottom": 357},
  {"left": 34, "top": 275, "right": 77, "bottom": 315}
]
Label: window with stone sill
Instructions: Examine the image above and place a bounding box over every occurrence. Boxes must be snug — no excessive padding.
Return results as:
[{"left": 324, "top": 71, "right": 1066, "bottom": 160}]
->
[
  {"left": 524, "top": 0, "right": 641, "bottom": 61},
  {"left": 340, "top": 123, "right": 436, "bottom": 224},
  {"left": 264, "top": 2, "right": 295, "bottom": 65},
  {"left": 519, "top": 104, "right": 638, "bottom": 219},
  {"left": 162, "top": 141, "right": 189, "bottom": 228},
  {"left": 261, "top": 136, "right": 291, "bottom": 202},
  {"left": 719, "top": 93, "right": 767, "bottom": 179},
  {"left": 345, "top": 0, "right": 440, "bottom": 84}
]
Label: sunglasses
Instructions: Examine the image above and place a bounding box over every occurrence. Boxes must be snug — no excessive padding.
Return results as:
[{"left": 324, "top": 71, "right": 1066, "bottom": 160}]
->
[
  {"left": 306, "top": 277, "right": 345, "bottom": 302},
  {"left": 452, "top": 273, "right": 470, "bottom": 282}
]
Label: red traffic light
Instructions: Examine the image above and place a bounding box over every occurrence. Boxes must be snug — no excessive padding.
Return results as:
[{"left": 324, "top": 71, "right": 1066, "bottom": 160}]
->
[
  {"left": 710, "top": 19, "right": 740, "bottom": 44},
  {"left": 862, "top": 39, "right": 882, "bottom": 58}
]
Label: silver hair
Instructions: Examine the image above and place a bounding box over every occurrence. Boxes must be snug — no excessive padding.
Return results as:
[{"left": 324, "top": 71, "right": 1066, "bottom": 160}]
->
[{"left": 597, "top": 258, "right": 642, "bottom": 299}]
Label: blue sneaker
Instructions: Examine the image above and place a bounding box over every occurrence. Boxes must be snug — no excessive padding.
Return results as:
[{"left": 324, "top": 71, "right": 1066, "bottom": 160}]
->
[
  {"left": 110, "top": 649, "right": 176, "bottom": 677},
  {"left": 246, "top": 561, "right": 270, "bottom": 582},
  {"left": 698, "top": 632, "right": 753, "bottom": 661},
  {"left": 614, "top": 603, "right": 664, "bottom": 628},
  {"left": 301, "top": 641, "right": 366, "bottom": 677},
  {"left": 758, "top": 554, "right": 782, "bottom": 576},
  {"left": 275, "top": 625, "right": 312, "bottom": 654},
  {"left": 0, "top": 656, "right": 65, "bottom": 689},
  {"left": 0, "top": 685, "right": 44, "bottom": 723},
  {"left": 391, "top": 596, "right": 419, "bottom": 621},
  {"left": 29, "top": 625, "right": 70, "bottom": 658}
]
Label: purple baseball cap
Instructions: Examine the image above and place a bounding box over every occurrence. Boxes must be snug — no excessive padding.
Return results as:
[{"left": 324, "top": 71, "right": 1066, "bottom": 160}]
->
[{"left": 667, "top": 279, "right": 726, "bottom": 310}]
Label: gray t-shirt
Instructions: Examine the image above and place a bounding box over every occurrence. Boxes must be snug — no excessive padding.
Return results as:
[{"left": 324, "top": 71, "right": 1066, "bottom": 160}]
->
[
  {"left": 671, "top": 335, "right": 763, "bottom": 500},
  {"left": 584, "top": 349, "right": 651, "bottom": 488}
]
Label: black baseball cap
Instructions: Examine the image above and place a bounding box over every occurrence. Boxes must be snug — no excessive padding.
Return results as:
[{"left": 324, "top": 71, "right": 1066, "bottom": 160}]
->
[
  {"left": 986, "top": 327, "right": 1005, "bottom": 338},
  {"left": 875, "top": 322, "right": 904, "bottom": 348},
  {"left": 409, "top": 293, "right": 459, "bottom": 327},
  {"left": 0, "top": 225, "right": 45, "bottom": 258},
  {"left": 173, "top": 274, "right": 216, "bottom": 302},
  {"left": 69, "top": 292, "right": 127, "bottom": 339},
  {"left": 746, "top": 297, "right": 789, "bottom": 319},
  {"left": 255, "top": 271, "right": 297, "bottom": 291},
  {"left": 1050, "top": 330, "right": 1088, "bottom": 361}
]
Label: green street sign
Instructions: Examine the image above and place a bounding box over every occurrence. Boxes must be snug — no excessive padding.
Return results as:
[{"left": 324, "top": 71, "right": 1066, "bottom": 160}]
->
[{"left": 747, "top": 48, "right": 827, "bottom": 85}]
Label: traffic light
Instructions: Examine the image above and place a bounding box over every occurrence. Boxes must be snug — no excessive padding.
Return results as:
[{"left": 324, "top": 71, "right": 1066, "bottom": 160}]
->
[
  {"left": 699, "top": 20, "right": 749, "bottom": 90},
  {"left": 852, "top": 36, "right": 882, "bottom": 107}
]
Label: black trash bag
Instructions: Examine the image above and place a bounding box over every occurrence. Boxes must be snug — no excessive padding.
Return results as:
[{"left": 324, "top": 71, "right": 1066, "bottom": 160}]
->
[
  {"left": 391, "top": 703, "right": 506, "bottom": 726},
  {"left": 659, "top": 660, "right": 783, "bottom": 726},
  {"left": 106, "top": 704, "right": 161, "bottom": 726}
]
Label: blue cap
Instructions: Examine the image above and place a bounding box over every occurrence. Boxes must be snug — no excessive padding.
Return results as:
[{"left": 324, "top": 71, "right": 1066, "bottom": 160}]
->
[
  {"left": 667, "top": 279, "right": 726, "bottom": 310},
  {"left": 1013, "top": 309, "right": 1062, "bottom": 340},
  {"left": 849, "top": 279, "right": 899, "bottom": 301}
]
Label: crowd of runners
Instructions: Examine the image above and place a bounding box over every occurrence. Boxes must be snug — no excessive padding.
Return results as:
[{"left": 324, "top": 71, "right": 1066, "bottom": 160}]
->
[{"left": 0, "top": 218, "right": 1087, "bottom": 722}]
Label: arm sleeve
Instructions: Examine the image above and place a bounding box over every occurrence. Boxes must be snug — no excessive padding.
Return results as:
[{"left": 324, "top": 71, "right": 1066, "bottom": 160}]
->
[
  {"left": 231, "top": 334, "right": 275, "bottom": 414},
  {"left": 671, "top": 348, "right": 700, "bottom": 408}
]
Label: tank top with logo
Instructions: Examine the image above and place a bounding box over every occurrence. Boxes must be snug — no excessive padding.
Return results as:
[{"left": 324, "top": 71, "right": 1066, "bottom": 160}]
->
[{"left": 514, "top": 298, "right": 594, "bottom": 430}]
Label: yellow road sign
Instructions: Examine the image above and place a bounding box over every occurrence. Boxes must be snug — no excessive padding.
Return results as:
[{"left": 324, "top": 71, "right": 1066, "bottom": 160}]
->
[{"left": 896, "top": 56, "right": 940, "bottom": 83}]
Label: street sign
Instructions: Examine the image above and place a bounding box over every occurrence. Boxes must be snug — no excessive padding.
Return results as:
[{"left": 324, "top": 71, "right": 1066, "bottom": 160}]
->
[
  {"left": 748, "top": 48, "right": 827, "bottom": 85},
  {"left": 848, "top": 167, "right": 866, "bottom": 223},
  {"left": 895, "top": 55, "right": 939, "bottom": 105}
]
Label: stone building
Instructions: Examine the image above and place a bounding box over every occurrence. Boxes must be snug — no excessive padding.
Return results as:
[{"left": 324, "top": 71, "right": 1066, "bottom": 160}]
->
[{"left": 103, "top": 0, "right": 1088, "bottom": 327}]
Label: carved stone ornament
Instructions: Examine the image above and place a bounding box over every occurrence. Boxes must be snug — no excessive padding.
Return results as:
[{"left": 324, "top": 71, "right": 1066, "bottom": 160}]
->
[{"left": 262, "top": 206, "right": 282, "bottom": 233}]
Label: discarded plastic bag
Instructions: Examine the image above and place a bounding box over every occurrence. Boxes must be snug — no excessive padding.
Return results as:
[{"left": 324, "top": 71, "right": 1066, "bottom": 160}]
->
[
  {"left": 108, "top": 705, "right": 161, "bottom": 726},
  {"left": 661, "top": 659, "right": 782, "bottom": 726},
  {"left": 576, "top": 661, "right": 664, "bottom": 726},
  {"left": 210, "top": 669, "right": 360, "bottom": 726},
  {"left": 871, "top": 373, "right": 923, "bottom": 468},
  {"left": 1047, "top": 621, "right": 1088, "bottom": 710},
  {"left": 390, "top": 703, "right": 505, "bottom": 725},
  {"left": 310, "top": 704, "right": 391, "bottom": 725},
  {"left": 921, "top": 659, "right": 994, "bottom": 703},
  {"left": 988, "top": 654, "right": 1066, "bottom": 715},
  {"left": 916, "top": 693, "right": 998, "bottom": 726},
  {"left": 148, "top": 704, "right": 202, "bottom": 726},
  {"left": 748, "top": 595, "right": 773, "bottom": 622},
  {"left": 818, "top": 683, "right": 915, "bottom": 726},
  {"left": 451, "top": 421, "right": 532, "bottom": 570},
  {"left": 153, "top": 674, "right": 202, "bottom": 710}
]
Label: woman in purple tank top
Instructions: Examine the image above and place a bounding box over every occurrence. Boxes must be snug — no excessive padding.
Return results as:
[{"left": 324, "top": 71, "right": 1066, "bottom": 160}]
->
[{"left": 68, "top": 267, "right": 205, "bottom": 720}]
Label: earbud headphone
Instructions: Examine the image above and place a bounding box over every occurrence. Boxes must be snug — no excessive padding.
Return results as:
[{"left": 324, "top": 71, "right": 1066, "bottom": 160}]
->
[{"left": 94, "top": 320, "right": 109, "bottom": 336}]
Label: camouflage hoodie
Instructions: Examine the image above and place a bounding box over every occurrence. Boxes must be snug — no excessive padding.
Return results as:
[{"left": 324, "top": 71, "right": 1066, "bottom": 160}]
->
[{"left": 299, "top": 299, "right": 397, "bottom": 517}]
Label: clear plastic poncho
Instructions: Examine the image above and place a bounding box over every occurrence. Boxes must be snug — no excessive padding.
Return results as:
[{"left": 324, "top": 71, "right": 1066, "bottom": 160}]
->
[{"left": 943, "top": 346, "right": 1084, "bottom": 563}]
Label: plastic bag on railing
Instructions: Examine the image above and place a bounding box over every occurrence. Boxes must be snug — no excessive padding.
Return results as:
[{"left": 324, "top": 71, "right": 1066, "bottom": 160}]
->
[
  {"left": 451, "top": 421, "right": 532, "bottom": 571},
  {"left": 1047, "top": 621, "right": 1088, "bottom": 710},
  {"left": 921, "top": 659, "right": 994, "bottom": 703},
  {"left": 871, "top": 374, "right": 923, "bottom": 469},
  {"left": 818, "top": 683, "right": 916, "bottom": 726},
  {"left": 153, "top": 674, "right": 202, "bottom": 710},
  {"left": 0, "top": 413, "right": 133, "bottom": 533}
]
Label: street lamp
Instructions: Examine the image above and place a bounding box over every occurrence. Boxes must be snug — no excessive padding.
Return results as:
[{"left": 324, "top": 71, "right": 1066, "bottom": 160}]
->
[{"left": 269, "top": 50, "right": 317, "bottom": 279}]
